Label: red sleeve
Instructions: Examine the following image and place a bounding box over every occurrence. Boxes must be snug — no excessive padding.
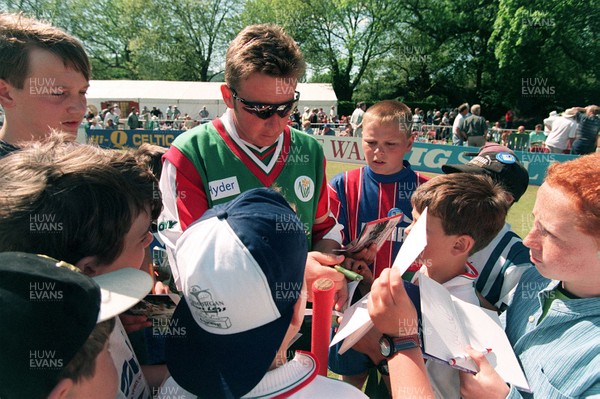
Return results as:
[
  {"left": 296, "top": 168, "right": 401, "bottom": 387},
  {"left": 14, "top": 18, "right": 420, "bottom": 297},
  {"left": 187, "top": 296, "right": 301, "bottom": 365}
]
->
[
  {"left": 327, "top": 181, "right": 342, "bottom": 221},
  {"left": 312, "top": 158, "right": 338, "bottom": 243},
  {"left": 165, "top": 147, "right": 209, "bottom": 231}
]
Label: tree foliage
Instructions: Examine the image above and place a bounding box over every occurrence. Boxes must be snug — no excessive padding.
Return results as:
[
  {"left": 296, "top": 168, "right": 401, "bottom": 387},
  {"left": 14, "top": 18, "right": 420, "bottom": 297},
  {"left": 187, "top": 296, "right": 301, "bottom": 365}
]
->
[
  {"left": 2, "top": 0, "right": 597, "bottom": 120},
  {"left": 491, "top": 0, "right": 600, "bottom": 115}
]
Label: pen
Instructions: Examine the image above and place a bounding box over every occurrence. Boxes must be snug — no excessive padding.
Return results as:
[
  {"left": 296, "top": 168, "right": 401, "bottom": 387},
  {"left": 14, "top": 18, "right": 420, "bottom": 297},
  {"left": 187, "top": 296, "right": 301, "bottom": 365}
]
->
[
  {"left": 334, "top": 265, "right": 364, "bottom": 282},
  {"left": 448, "top": 348, "right": 492, "bottom": 366}
]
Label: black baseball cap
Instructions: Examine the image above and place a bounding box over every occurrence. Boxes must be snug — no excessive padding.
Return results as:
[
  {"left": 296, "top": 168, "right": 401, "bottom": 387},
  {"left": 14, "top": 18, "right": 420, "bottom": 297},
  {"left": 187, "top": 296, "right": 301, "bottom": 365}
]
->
[{"left": 442, "top": 143, "right": 529, "bottom": 201}]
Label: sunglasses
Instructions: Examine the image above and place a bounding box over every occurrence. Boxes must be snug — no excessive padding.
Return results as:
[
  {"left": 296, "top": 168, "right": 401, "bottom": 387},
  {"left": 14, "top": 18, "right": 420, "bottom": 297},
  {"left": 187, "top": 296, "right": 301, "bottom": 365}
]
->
[{"left": 229, "top": 87, "right": 300, "bottom": 119}]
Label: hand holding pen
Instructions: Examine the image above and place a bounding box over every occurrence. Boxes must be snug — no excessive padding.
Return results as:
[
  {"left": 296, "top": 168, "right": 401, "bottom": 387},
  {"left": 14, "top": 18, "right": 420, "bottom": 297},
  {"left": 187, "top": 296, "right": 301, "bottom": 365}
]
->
[
  {"left": 458, "top": 346, "right": 509, "bottom": 399},
  {"left": 335, "top": 257, "right": 374, "bottom": 285},
  {"left": 449, "top": 348, "right": 492, "bottom": 366}
]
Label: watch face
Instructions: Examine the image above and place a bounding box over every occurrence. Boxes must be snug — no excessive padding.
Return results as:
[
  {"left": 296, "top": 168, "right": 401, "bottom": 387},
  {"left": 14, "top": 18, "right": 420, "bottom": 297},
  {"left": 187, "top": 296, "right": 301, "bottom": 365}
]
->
[{"left": 379, "top": 336, "right": 392, "bottom": 357}]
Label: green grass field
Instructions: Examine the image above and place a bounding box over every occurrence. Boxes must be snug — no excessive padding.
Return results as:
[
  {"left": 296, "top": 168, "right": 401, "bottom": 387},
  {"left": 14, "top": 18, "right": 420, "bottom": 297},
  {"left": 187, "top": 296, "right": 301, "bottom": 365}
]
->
[{"left": 327, "top": 161, "right": 538, "bottom": 239}]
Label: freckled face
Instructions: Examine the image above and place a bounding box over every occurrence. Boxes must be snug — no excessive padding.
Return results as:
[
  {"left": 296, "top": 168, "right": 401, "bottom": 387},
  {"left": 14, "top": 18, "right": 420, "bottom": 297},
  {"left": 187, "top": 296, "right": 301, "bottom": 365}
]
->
[{"left": 523, "top": 183, "right": 600, "bottom": 293}]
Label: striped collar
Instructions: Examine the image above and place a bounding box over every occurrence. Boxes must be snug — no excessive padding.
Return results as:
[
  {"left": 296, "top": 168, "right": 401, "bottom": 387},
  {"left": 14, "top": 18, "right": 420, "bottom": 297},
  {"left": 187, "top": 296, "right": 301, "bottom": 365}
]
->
[{"left": 242, "top": 351, "right": 319, "bottom": 398}]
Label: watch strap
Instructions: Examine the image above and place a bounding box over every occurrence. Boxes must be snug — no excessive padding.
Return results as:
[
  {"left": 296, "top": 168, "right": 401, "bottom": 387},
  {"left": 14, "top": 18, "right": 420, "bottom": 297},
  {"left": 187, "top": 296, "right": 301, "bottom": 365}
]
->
[{"left": 385, "top": 333, "right": 421, "bottom": 355}]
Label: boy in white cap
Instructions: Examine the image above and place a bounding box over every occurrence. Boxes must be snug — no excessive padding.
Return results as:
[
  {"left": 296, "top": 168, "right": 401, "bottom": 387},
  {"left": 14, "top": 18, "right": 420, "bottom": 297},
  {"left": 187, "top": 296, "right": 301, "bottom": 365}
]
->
[{"left": 162, "top": 188, "right": 367, "bottom": 398}]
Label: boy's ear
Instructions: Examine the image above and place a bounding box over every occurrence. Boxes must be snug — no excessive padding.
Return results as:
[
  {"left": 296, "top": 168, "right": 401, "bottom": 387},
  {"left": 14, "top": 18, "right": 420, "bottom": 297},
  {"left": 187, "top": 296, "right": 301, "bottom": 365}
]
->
[
  {"left": 451, "top": 235, "right": 475, "bottom": 256},
  {"left": 0, "top": 79, "right": 16, "bottom": 108},
  {"left": 47, "top": 378, "right": 74, "bottom": 399},
  {"left": 406, "top": 133, "right": 415, "bottom": 150},
  {"left": 75, "top": 256, "right": 100, "bottom": 277}
]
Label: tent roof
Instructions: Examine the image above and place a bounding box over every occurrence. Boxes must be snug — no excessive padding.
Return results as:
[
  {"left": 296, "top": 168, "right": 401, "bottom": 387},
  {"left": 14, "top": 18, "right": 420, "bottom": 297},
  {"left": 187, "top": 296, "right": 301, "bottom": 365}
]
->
[{"left": 87, "top": 80, "right": 337, "bottom": 103}]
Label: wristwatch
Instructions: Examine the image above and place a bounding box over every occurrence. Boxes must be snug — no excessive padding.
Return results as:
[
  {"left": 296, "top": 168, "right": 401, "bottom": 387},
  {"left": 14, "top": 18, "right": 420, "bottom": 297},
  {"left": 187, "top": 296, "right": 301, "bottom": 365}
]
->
[{"left": 379, "top": 334, "right": 421, "bottom": 358}]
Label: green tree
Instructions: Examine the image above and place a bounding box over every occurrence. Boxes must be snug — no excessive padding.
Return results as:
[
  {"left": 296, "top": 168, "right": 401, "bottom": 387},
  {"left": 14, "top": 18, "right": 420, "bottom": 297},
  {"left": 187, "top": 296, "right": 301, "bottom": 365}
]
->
[
  {"left": 491, "top": 0, "right": 600, "bottom": 115},
  {"left": 241, "top": 0, "right": 404, "bottom": 101},
  {"left": 132, "top": 0, "right": 241, "bottom": 81}
]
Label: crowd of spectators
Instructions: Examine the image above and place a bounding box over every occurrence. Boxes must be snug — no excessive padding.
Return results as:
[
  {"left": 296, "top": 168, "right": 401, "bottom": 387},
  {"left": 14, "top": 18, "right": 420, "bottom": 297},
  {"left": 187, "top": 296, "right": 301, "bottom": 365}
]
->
[
  {"left": 84, "top": 104, "right": 210, "bottom": 132},
  {"left": 348, "top": 103, "right": 599, "bottom": 154}
]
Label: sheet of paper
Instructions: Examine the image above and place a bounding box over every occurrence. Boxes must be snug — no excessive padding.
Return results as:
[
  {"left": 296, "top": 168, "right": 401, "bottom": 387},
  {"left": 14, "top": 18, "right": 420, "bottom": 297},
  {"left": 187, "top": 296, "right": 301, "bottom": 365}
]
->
[
  {"left": 391, "top": 207, "right": 428, "bottom": 274},
  {"left": 329, "top": 293, "right": 370, "bottom": 347},
  {"left": 420, "top": 275, "right": 470, "bottom": 364},
  {"left": 419, "top": 274, "right": 531, "bottom": 392},
  {"left": 345, "top": 280, "right": 360, "bottom": 311},
  {"left": 329, "top": 208, "right": 429, "bottom": 355}
]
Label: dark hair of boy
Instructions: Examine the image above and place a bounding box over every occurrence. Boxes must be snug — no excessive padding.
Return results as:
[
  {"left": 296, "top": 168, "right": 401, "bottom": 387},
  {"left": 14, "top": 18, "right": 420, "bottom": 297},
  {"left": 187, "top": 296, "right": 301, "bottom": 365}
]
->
[
  {"left": 134, "top": 143, "right": 168, "bottom": 180},
  {"left": 0, "top": 133, "right": 161, "bottom": 266},
  {"left": 411, "top": 173, "right": 509, "bottom": 254}
]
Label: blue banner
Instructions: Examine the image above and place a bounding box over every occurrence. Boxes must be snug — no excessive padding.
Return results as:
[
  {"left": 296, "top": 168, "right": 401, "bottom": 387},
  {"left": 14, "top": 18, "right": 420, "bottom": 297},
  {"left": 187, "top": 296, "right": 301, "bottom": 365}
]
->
[
  {"left": 315, "top": 136, "right": 579, "bottom": 186},
  {"left": 86, "top": 129, "right": 185, "bottom": 148},
  {"left": 86, "top": 129, "right": 578, "bottom": 186}
]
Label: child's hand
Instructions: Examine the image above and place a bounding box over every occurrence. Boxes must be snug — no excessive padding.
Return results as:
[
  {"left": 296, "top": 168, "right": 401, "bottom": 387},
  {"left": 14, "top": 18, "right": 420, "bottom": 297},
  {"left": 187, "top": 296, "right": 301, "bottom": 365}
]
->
[
  {"left": 119, "top": 313, "right": 152, "bottom": 333},
  {"left": 341, "top": 258, "right": 374, "bottom": 286},
  {"left": 368, "top": 268, "right": 418, "bottom": 337},
  {"left": 459, "top": 346, "right": 509, "bottom": 398},
  {"left": 305, "top": 251, "right": 347, "bottom": 311},
  {"left": 153, "top": 280, "right": 171, "bottom": 294},
  {"left": 349, "top": 243, "right": 377, "bottom": 264}
]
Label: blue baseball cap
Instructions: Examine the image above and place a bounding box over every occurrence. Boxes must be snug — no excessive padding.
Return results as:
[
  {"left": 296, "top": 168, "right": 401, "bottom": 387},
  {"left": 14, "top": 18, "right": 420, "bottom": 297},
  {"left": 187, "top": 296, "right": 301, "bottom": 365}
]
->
[{"left": 166, "top": 188, "right": 308, "bottom": 398}]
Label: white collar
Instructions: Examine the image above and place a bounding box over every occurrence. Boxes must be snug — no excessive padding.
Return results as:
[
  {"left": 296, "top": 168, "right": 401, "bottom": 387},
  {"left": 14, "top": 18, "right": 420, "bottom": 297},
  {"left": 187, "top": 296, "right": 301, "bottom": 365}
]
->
[
  {"left": 242, "top": 352, "right": 318, "bottom": 398},
  {"left": 411, "top": 262, "right": 479, "bottom": 288}
]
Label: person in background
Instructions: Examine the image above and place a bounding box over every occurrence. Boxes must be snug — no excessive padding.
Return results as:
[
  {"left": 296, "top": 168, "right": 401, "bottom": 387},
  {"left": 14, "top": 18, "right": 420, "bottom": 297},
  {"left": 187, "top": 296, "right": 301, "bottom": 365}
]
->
[
  {"left": 321, "top": 123, "right": 335, "bottom": 136},
  {"left": 330, "top": 105, "right": 338, "bottom": 123},
  {"left": 505, "top": 108, "right": 514, "bottom": 129},
  {"left": 127, "top": 107, "right": 139, "bottom": 130},
  {"left": 528, "top": 123, "right": 546, "bottom": 150},
  {"left": 452, "top": 103, "right": 469, "bottom": 146},
  {"left": 567, "top": 104, "right": 600, "bottom": 155},
  {"left": 302, "top": 119, "right": 314, "bottom": 134},
  {"left": 461, "top": 104, "right": 488, "bottom": 147},
  {"left": 543, "top": 110, "right": 558, "bottom": 135},
  {"left": 351, "top": 101, "right": 367, "bottom": 137},
  {"left": 545, "top": 108, "right": 578, "bottom": 154}
]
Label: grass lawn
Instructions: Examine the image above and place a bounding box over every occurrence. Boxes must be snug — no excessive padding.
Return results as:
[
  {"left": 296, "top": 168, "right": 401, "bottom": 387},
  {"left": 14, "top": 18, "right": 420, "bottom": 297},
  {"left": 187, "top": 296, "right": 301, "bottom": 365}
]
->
[{"left": 327, "top": 161, "right": 538, "bottom": 239}]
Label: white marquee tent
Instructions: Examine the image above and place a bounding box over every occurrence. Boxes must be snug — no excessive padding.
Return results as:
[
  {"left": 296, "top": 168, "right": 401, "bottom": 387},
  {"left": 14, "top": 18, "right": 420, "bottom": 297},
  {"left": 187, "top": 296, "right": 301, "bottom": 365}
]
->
[{"left": 86, "top": 80, "right": 338, "bottom": 118}]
